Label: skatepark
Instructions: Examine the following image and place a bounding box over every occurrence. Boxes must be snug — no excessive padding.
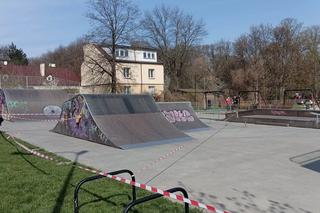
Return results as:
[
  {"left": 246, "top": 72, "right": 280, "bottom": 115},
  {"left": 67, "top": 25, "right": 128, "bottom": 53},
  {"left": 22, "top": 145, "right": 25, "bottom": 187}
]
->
[{"left": 1, "top": 89, "right": 320, "bottom": 213}]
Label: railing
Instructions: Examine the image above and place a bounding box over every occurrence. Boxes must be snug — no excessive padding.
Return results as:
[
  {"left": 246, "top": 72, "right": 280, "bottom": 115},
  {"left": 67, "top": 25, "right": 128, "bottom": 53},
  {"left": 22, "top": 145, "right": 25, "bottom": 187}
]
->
[
  {"left": 74, "top": 169, "right": 190, "bottom": 213},
  {"left": 74, "top": 169, "right": 136, "bottom": 213},
  {"left": 123, "top": 187, "right": 189, "bottom": 213}
]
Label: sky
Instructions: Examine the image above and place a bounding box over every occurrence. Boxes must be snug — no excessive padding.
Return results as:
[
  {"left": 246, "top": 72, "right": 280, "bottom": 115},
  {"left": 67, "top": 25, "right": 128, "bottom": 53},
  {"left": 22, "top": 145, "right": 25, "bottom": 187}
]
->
[{"left": 0, "top": 0, "right": 319, "bottom": 58}]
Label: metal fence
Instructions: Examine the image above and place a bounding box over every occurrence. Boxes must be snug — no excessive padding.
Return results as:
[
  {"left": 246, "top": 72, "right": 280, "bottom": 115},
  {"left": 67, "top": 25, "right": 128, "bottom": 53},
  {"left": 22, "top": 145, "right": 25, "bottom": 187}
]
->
[{"left": 0, "top": 75, "right": 80, "bottom": 88}]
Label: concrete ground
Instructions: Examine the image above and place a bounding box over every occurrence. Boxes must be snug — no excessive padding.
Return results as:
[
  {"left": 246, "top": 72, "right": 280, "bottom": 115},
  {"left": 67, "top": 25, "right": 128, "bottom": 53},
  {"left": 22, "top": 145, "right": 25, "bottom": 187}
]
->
[{"left": 2, "top": 119, "right": 320, "bottom": 213}]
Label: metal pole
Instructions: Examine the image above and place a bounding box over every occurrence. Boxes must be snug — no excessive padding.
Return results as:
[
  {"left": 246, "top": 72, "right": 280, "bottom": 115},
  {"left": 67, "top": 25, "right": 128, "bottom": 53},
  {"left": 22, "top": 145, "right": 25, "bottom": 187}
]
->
[{"left": 194, "top": 72, "right": 197, "bottom": 109}]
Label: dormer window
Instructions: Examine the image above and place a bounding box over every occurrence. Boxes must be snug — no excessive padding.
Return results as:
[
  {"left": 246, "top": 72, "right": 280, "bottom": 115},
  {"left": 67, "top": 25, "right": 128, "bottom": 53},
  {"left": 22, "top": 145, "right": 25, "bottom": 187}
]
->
[
  {"left": 143, "top": 51, "right": 155, "bottom": 59},
  {"left": 116, "top": 49, "right": 128, "bottom": 58}
]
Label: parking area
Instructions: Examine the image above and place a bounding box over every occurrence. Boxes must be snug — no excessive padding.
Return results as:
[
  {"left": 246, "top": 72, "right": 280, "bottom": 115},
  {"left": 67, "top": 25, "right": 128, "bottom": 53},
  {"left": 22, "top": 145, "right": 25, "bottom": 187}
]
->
[{"left": 3, "top": 120, "right": 320, "bottom": 213}]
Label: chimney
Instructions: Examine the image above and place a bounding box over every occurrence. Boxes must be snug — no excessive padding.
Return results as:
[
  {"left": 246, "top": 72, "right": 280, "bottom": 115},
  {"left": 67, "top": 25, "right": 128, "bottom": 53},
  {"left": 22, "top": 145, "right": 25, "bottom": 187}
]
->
[
  {"left": 48, "top": 63, "right": 56, "bottom": 68},
  {"left": 40, "top": 63, "right": 45, "bottom": 77}
]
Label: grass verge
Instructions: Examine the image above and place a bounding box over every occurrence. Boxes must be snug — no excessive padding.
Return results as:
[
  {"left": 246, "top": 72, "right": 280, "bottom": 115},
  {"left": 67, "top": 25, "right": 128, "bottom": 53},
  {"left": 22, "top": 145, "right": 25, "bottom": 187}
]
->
[{"left": 0, "top": 131, "right": 201, "bottom": 213}]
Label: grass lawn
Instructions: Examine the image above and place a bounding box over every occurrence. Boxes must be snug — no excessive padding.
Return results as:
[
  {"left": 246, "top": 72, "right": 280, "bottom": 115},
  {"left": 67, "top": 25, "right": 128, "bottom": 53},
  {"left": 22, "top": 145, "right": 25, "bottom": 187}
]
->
[{"left": 0, "top": 131, "right": 201, "bottom": 213}]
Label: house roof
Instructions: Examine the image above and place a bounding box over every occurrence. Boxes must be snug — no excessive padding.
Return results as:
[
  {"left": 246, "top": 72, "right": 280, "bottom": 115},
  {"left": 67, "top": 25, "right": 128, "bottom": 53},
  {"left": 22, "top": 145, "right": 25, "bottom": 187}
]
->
[
  {"left": 100, "top": 44, "right": 158, "bottom": 52},
  {"left": 0, "top": 64, "right": 80, "bottom": 83},
  {"left": 93, "top": 44, "right": 163, "bottom": 65}
]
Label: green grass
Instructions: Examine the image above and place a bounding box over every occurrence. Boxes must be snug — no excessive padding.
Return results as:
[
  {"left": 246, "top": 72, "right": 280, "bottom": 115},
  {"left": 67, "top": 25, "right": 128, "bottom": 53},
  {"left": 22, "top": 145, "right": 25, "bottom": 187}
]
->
[{"left": 0, "top": 132, "right": 201, "bottom": 213}]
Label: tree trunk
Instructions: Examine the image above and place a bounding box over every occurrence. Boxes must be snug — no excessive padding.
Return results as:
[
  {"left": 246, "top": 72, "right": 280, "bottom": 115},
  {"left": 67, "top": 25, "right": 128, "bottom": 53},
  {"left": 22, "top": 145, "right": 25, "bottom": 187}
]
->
[{"left": 111, "top": 62, "right": 117, "bottom": 93}]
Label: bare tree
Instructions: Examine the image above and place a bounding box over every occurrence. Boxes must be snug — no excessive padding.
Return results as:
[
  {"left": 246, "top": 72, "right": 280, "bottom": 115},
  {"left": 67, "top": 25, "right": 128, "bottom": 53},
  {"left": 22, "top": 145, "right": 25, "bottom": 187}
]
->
[
  {"left": 87, "top": 0, "right": 140, "bottom": 93},
  {"left": 30, "top": 38, "right": 87, "bottom": 75},
  {"left": 141, "top": 5, "right": 207, "bottom": 91}
]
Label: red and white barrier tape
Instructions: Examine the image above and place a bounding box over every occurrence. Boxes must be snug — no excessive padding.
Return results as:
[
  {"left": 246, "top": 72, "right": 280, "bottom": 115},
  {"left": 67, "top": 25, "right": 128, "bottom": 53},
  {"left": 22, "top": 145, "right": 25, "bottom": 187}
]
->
[
  {"left": 5, "top": 114, "right": 58, "bottom": 122},
  {"left": 96, "top": 170, "right": 229, "bottom": 213},
  {"left": 3, "top": 113, "right": 58, "bottom": 116},
  {"left": 6, "top": 135, "right": 54, "bottom": 161},
  {"left": 4, "top": 114, "right": 77, "bottom": 122},
  {"left": 4, "top": 133, "right": 229, "bottom": 213},
  {"left": 137, "top": 145, "right": 184, "bottom": 174}
]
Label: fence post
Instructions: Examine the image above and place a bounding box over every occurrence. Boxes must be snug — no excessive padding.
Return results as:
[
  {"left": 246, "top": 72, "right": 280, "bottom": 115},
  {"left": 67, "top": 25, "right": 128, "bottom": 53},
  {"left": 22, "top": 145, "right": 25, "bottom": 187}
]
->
[{"left": 26, "top": 76, "right": 29, "bottom": 88}]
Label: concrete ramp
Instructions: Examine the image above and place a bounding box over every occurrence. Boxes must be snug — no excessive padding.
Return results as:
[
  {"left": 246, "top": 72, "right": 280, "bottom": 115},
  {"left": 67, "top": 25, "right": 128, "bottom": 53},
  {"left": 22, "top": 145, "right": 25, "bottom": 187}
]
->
[
  {"left": 157, "top": 102, "right": 209, "bottom": 131},
  {"left": 226, "top": 109, "right": 320, "bottom": 129},
  {"left": 0, "top": 89, "right": 70, "bottom": 121},
  {"left": 52, "top": 94, "right": 190, "bottom": 149}
]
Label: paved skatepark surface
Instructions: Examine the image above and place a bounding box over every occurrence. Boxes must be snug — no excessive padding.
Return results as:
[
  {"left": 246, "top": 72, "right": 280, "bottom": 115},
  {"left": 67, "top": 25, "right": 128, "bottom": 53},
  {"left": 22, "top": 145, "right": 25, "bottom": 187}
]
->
[{"left": 3, "top": 120, "right": 320, "bottom": 213}]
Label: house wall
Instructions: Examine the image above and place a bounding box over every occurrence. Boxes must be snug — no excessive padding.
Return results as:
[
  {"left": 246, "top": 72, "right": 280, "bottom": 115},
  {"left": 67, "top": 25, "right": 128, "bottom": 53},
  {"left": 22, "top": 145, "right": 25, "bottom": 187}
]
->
[{"left": 81, "top": 44, "right": 164, "bottom": 96}]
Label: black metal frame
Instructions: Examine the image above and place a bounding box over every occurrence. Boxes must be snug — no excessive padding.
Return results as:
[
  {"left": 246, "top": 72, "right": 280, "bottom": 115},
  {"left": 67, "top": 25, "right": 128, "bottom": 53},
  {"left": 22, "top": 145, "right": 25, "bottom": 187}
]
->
[
  {"left": 74, "top": 169, "right": 136, "bottom": 213},
  {"left": 123, "top": 187, "right": 189, "bottom": 213},
  {"left": 283, "top": 89, "right": 313, "bottom": 105}
]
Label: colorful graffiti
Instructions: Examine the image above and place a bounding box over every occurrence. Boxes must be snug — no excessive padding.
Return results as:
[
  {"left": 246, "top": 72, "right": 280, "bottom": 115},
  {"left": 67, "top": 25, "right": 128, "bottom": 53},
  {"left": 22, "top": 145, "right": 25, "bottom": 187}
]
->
[
  {"left": 57, "top": 95, "right": 110, "bottom": 145},
  {"left": 7, "top": 101, "right": 28, "bottom": 113},
  {"left": 43, "top": 105, "right": 62, "bottom": 116},
  {"left": 161, "top": 110, "right": 195, "bottom": 123}
]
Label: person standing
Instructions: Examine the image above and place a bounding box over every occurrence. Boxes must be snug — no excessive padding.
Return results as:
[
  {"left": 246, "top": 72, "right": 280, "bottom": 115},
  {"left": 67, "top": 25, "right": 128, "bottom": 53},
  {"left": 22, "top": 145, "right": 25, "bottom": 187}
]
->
[
  {"left": 226, "top": 96, "right": 232, "bottom": 111},
  {"left": 0, "top": 98, "right": 4, "bottom": 126}
]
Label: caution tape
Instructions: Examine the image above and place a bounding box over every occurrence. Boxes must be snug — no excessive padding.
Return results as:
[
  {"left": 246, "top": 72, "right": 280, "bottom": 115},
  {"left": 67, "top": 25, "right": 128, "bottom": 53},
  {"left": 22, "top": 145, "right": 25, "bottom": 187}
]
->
[
  {"left": 5, "top": 135, "right": 54, "bottom": 161},
  {"left": 137, "top": 145, "right": 184, "bottom": 174},
  {"left": 5, "top": 115, "right": 58, "bottom": 122},
  {"left": 3, "top": 114, "right": 77, "bottom": 122},
  {"left": 95, "top": 170, "right": 229, "bottom": 213},
  {"left": 4, "top": 133, "right": 229, "bottom": 213},
  {"left": 3, "top": 113, "right": 58, "bottom": 116}
]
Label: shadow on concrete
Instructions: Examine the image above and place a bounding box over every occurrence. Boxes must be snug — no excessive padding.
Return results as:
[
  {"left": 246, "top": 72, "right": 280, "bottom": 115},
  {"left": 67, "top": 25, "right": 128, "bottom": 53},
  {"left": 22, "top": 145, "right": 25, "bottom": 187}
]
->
[
  {"left": 177, "top": 181, "right": 314, "bottom": 213},
  {"left": 303, "top": 160, "right": 320, "bottom": 173},
  {"left": 52, "top": 150, "right": 87, "bottom": 213}
]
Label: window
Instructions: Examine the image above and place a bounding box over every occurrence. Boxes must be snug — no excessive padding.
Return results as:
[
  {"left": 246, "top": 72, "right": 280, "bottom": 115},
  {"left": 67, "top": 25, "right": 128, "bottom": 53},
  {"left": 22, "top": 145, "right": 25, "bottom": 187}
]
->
[
  {"left": 116, "top": 49, "right": 128, "bottom": 57},
  {"left": 148, "top": 69, "right": 155, "bottom": 78},
  {"left": 148, "top": 86, "right": 155, "bottom": 94},
  {"left": 123, "top": 68, "right": 130, "bottom": 78},
  {"left": 124, "top": 86, "right": 131, "bottom": 94},
  {"left": 143, "top": 51, "right": 156, "bottom": 59}
]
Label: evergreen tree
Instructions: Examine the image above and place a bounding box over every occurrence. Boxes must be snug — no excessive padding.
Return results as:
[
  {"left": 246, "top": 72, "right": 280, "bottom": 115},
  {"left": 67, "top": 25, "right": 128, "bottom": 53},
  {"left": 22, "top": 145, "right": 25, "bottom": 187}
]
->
[{"left": 7, "top": 42, "right": 29, "bottom": 65}]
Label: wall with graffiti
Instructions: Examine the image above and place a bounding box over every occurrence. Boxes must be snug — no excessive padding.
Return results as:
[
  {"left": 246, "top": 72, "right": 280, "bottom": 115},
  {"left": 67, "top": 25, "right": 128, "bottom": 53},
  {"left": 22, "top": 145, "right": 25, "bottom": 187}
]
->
[
  {"left": 52, "top": 95, "right": 113, "bottom": 147},
  {"left": 161, "top": 110, "right": 195, "bottom": 123},
  {"left": 157, "top": 102, "right": 209, "bottom": 130},
  {"left": 0, "top": 89, "right": 69, "bottom": 120}
]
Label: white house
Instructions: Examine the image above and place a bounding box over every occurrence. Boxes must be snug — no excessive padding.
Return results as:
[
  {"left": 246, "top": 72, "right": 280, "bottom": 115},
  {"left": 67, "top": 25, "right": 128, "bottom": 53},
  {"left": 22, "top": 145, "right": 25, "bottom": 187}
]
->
[{"left": 81, "top": 44, "right": 164, "bottom": 97}]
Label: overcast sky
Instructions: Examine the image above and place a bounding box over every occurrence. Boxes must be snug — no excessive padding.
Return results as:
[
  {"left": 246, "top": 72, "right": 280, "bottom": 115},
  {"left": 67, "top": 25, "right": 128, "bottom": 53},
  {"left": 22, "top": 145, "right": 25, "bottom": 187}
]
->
[{"left": 0, "top": 0, "right": 319, "bottom": 57}]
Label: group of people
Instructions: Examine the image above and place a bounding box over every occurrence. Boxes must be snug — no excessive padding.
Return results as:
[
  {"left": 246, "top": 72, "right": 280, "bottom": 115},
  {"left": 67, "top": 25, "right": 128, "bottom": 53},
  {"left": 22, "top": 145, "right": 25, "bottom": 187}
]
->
[
  {"left": 293, "top": 93, "right": 314, "bottom": 110},
  {"left": 225, "top": 96, "right": 240, "bottom": 111}
]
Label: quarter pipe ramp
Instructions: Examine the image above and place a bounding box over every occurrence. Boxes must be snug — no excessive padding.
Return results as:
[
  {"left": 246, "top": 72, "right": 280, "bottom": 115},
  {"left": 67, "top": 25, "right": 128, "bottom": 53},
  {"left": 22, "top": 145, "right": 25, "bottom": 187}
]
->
[
  {"left": 0, "top": 89, "right": 70, "bottom": 121},
  {"left": 52, "top": 94, "right": 190, "bottom": 149},
  {"left": 157, "top": 102, "right": 209, "bottom": 130}
]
